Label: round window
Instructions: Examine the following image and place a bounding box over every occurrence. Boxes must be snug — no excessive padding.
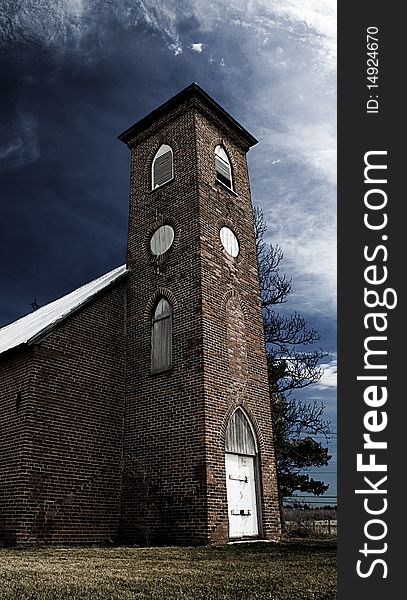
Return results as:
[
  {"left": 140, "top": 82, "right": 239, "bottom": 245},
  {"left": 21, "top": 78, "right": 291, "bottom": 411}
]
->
[
  {"left": 220, "top": 227, "right": 239, "bottom": 257},
  {"left": 150, "top": 225, "right": 175, "bottom": 256}
]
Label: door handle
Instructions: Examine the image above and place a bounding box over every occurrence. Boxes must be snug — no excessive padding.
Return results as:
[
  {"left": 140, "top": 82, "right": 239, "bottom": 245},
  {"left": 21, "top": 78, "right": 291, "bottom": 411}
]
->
[{"left": 228, "top": 475, "right": 248, "bottom": 483}]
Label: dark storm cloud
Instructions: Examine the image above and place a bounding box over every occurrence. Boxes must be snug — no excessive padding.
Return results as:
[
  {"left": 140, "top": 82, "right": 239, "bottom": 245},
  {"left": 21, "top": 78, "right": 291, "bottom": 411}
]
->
[
  {"left": 0, "top": 5, "right": 200, "bottom": 325},
  {"left": 0, "top": 1, "right": 252, "bottom": 325},
  {"left": 0, "top": 42, "right": 127, "bottom": 322},
  {"left": 0, "top": 0, "right": 336, "bottom": 334}
]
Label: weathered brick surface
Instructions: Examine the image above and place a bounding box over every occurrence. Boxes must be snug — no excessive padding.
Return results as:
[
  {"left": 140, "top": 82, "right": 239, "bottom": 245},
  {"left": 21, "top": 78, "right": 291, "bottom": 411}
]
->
[
  {"left": 0, "top": 282, "right": 126, "bottom": 545},
  {"left": 121, "top": 93, "right": 281, "bottom": 544},
  {"left": 0, "top": 351, "right": 32, "bottom": 545},
  {"left": 121, "top": 105, "right": 208, "bottom": 545},
  {"left": 195, "top": 111, "right": 281, "bottom": 542}
]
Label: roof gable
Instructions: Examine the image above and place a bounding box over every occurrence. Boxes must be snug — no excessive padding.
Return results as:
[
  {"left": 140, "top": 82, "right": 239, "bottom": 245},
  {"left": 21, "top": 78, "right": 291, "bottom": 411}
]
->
[{"left": 0, "top": 264, "right": 127, "bottom": 356}]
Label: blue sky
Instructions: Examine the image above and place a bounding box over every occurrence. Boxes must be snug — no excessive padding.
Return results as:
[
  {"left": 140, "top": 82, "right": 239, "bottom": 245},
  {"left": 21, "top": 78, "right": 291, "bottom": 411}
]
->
[{"left": 0, "top": 0, "right": 337, "bottom": 503}]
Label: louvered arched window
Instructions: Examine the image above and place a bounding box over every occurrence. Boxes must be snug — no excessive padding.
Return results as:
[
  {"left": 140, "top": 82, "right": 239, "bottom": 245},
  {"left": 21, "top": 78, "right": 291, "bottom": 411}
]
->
[
  {"left": 225, "top": 408, "right": 257, "bottom": 455},
  {"left": 151, "top": 297, "right": 172, "bottom": 373},
  {"left": 152, "top": 144, "right": 174, "bottom": 189},
  {"left": 215, "top": 145, "right": 233, "bottom": 190}
]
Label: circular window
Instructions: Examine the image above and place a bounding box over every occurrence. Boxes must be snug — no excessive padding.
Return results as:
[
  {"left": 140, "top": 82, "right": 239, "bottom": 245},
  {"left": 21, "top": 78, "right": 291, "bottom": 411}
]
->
[
  {"left": 220, "top": 227, "right": 239, "bottom": 257},
  {"left": 150, "top": 225, "right": 175, "bottom": 256}
]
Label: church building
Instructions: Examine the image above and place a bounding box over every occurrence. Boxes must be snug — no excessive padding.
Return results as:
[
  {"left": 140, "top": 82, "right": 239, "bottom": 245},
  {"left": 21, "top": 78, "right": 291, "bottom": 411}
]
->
[{"left": 0, "top": 83, "right": 281, "bottom": 546}]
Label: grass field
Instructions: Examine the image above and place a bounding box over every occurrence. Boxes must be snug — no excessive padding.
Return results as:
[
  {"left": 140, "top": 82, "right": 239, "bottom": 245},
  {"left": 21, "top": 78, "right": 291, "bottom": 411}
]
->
[{"left": 0, "top": 539, "right": 336, "bottom": 600}]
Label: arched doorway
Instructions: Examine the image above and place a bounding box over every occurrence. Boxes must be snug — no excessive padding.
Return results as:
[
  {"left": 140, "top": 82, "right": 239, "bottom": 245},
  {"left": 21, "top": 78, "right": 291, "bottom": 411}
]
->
[{"left": 225, "top": 408, "right": 261, "bottom": 539}]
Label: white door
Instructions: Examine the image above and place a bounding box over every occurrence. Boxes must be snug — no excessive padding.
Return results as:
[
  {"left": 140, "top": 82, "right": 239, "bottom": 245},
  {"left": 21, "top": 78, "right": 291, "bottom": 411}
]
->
[{"left": 225, "top": 452, "right": 259, "bottom": 538}]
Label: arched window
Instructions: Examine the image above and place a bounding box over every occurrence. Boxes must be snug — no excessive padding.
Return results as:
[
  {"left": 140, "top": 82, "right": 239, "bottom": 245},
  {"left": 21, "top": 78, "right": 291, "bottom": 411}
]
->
[
  {"left": 215, "top": 145, "right": 233, "bottom": 190},
  {"left": 151, "top": 297, "right": 172, "bottom": 373},
  {"left": 225, "top": 408, "right": 257, "bottom": 455},
  {"left": 152, "top": 144, "right": 174, "bottom": 189}
]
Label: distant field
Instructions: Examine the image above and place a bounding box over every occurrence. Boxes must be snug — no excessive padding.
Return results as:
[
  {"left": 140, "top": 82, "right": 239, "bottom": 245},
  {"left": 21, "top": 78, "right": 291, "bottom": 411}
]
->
[
  {"left": 0, "top": 539, "right": 336, "bottom": 600},
  {"left": 285, "top": 520, "right": 338, "bottom": 536}
]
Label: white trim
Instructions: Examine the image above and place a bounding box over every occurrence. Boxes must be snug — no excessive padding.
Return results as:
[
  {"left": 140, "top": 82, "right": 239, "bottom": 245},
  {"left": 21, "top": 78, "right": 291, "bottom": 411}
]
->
[
  {"left": 151, "top": 144, "right": 174, "bottom": 189},
  {"left": 215, "top": 144, "right": 233, "bottom": 191},
  {"left": 226, "top": 406, "right": 258, "bottom": 453}
]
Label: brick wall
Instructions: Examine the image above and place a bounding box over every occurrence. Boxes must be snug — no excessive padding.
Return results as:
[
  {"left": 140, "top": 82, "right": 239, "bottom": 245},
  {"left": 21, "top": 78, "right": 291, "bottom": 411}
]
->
[
  {"left": 0, "top": 350, "right": 33, "bottom": 545},
  {"left": 195, "top": 110, "right": 281, "bottom": 542},
  {"left": 121, "top": 93, "right": 281, "bottom": 545},
  {"left": 121, "top": 103, "right": 209, "bottom": 545},
  {"left": 0, "top": 281, "right": 126, "bottom": 545}
]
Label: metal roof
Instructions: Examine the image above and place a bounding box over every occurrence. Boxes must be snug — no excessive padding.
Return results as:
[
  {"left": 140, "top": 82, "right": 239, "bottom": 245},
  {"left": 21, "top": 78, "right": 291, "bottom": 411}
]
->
[{"left": 0, "top": 264, "right": 128, "bottom": 356}]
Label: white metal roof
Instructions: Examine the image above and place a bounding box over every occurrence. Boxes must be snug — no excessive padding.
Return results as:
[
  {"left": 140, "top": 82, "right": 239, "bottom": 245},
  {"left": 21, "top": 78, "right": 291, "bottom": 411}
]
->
[{"left": 0, "top": 264, "right": 127, "bottom": 356}]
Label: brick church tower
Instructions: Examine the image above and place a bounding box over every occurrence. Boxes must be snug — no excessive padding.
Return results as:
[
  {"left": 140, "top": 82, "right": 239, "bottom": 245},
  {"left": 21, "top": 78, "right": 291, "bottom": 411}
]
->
[{"left": 118, "top": 83, "right": 281, "bottom": 545}]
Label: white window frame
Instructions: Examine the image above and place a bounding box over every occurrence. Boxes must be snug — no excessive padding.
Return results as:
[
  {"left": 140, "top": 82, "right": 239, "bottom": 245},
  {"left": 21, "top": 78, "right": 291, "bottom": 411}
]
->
[
  {"left": 215, "top": 145, "right": 233, "bottom": 191},
  {"left": 225, "top": 407, "right": 258, "bottom": 455},
  {"left": 152, "top": 144, "right": 174, "bottom": 190}
]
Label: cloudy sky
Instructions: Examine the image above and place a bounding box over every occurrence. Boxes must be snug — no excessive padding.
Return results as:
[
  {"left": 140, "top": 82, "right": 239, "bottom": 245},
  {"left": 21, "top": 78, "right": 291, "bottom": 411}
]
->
[{"left": 0, "top": 0, "right": 336, "bottom": 501}]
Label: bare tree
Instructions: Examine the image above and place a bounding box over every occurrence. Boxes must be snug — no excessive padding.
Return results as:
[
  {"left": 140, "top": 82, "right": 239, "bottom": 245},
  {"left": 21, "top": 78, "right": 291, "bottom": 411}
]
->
[{"left": 254, "top": 207, "right": 332, "bottom": 501}]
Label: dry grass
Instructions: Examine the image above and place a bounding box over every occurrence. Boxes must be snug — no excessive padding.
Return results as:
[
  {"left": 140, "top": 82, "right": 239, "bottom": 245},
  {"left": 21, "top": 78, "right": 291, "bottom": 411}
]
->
[{"left": 0, "top": 539, "right": 336, "bottom": 599}]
